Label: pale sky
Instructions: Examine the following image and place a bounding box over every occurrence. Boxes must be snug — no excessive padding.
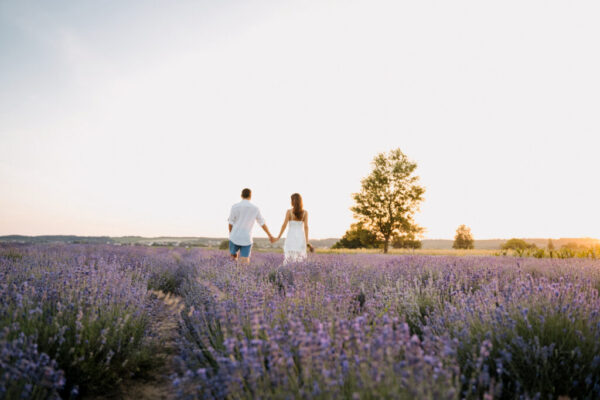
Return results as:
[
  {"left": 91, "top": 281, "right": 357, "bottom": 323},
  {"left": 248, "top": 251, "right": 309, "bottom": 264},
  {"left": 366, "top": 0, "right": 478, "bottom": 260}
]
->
[{"left": 1, "top": 0, "right": 599, "bottom": 240}]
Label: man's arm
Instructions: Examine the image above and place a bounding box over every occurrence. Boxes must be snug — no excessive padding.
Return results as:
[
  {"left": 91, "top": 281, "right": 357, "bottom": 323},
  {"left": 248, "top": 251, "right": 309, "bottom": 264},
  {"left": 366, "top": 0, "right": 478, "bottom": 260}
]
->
[
  {"left": 261, "top": 224, "right": 275, "bottom": 242},
  {"left": 255, "top": 209, "right": 275, "bottom": 242},
  {"left": 228, "top": 206, "right": 237, "bottom": 234}
]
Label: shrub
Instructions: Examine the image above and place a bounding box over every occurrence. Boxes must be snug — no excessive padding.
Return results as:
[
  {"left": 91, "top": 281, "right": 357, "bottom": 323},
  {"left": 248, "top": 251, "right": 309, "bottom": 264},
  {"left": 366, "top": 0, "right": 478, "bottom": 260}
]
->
[
  {"left": 392, "top": 235, "right": 422, "bottom": 249},
  {"left": 501, "top": 238, "right": 536, "bottom": 251},
  {"left": 433, "top": 276, "right": 600, "bottom": 399},
  {"left": 0, "top": 245, "right": 160, "bottom": 396},
  {"left": 332, "top": 223, "right": 379, "bottom": 249}
]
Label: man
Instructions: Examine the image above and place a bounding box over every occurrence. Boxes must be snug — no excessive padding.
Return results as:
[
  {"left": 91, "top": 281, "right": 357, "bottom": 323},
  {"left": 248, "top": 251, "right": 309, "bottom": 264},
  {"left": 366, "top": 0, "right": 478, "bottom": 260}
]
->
[{"left": 228, "top": 188, "right": 275, "bottom": 264}]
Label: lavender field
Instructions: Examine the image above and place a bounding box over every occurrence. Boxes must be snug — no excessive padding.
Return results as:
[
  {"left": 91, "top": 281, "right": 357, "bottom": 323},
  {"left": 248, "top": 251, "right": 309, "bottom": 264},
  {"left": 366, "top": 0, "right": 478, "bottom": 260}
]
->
[{"left": 2, "top": 244, "right": 600, "bottom": 399}]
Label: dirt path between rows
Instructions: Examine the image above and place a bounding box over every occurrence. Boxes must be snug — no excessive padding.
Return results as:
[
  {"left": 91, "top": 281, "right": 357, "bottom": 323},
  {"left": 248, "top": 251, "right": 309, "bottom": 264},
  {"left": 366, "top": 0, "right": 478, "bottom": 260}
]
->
[
  {"left": 197, "top": 278, "right": 226, "bottom": 301},
  {"left": 85, "top": 290, "right": 184, "bottom": 400},
  {"left": 85, "top": 278, "right": 225, "bottom": 400}
]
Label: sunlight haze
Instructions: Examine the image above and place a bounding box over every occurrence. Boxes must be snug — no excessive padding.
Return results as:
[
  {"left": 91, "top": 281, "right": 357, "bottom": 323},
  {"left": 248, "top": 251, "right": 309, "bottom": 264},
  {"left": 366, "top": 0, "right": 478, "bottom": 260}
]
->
[{"left": 1, "top": 0, "right": 599, "bottom": 240}]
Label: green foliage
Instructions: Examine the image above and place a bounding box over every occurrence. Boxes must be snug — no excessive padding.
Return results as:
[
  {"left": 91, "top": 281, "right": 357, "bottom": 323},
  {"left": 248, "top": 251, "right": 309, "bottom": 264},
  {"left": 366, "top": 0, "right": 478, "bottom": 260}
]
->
[
  {"left": 350, "top": 148, "right": 425, "bottom": 253},
  {"left": 219, "top": 240, "right": 229, "bottom": 250},
  {"left": 495, "top": 245, "right": 600, "bottom": 259},
  {"left": 332, "top": 223, "right": 379, "bottom": 249},
  {"left": 4, "top": 298, "right": 156, "bottom": 396},
  {"left": 0, "top": 249, "right": 23, "bottom": 262},
  {"left": 147, "top": 253, "right": 197, "bottom": 295},
  {"left": 392, "top": 233, "right": 422, "bottom": 249},
  {"left": 547, "top": 239, "right": 555, "bottom": 250},
  {"left": 532, "top": 248, "right": 546, "bottom": 258},
  {"left": 452, "top": 225, "right": 474, "bottom": 250},
  {"left": 501, "top": 238, "right": 537, "bottom": 251},
  {"left": 148, "top": 266, "right": 190, "bottom": 295}
]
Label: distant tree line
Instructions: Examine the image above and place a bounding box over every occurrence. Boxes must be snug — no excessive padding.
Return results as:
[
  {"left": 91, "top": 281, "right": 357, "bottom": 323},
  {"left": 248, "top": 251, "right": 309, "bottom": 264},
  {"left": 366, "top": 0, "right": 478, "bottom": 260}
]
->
[
  {"left": 500, "top": 238, "right": 593, "bottom": 252},
  {"left": 501, "top": 238, "right": 537, "bottom": 250}
]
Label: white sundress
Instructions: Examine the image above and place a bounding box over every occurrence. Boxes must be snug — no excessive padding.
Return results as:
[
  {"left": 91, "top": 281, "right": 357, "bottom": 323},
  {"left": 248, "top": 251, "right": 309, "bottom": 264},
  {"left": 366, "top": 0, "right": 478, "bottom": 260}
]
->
[{"left": 283, "top": 212, "right": 307, "bottom": 264}]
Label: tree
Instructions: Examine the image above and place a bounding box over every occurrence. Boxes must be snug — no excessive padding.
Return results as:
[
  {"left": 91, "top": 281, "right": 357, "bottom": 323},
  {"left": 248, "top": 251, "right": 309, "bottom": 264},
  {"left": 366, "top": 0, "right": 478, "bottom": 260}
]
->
[
  {"left": 501, "top": 238, "right": 536, "bottom": 250},
  {"left": 351, "top": 148, "right": 425, "bottom": 253},
  {"left": 219, "top": 240, "right": 229, "bottom": 250},
  {"left": 332, "top": 222, "right": 379, "bottom": 249},
  {"left": 547, "top": 239, "right": 555, "bottom": 250},
  {"left": 453, "top": 225, "right": 474, "bottom": 249}
]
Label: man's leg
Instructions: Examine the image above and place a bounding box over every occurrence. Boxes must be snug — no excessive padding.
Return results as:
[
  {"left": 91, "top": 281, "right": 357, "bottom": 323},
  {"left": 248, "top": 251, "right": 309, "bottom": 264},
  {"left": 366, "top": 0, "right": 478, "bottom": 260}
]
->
[
  {"left": 239, "top": 244, "right": 252, "bottom": 264},
  {"left": 229, "top": 241, "right": 240, "bottom": 261}
]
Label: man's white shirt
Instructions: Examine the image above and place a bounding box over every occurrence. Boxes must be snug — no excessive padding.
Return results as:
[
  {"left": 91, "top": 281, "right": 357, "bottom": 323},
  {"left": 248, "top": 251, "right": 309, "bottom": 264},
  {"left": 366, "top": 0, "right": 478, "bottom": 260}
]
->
[{"left": 228, "top": 200, "right": 265, "bottom": 246}]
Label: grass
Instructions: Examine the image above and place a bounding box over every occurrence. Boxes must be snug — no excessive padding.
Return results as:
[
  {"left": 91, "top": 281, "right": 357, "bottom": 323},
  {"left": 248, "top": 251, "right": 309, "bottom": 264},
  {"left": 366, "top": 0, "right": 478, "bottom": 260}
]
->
[
  {"left": 316, "top": 248, "right": 498, "bottom": 256},
  {"left": 222, "top": 246, "right": 498, "bottom": 257}
]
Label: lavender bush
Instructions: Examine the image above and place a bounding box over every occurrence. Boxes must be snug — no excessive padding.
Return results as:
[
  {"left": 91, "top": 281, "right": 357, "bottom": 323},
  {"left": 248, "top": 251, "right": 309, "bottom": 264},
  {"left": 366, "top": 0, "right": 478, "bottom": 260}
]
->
[
  {"left": 0, "top": 327, "right": 64, "bottom": 400},
  {"left": 0, "top": 244, "right": 183, "bottom": 397}
]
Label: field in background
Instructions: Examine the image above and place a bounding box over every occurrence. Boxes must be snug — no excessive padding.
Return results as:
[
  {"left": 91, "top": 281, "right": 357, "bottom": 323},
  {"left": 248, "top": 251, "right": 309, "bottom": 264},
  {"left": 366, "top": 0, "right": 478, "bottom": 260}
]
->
[
  {"left": 256, "top": 247, "right": 498, "bottom": 256},
  {"left": 2, "top": 235, "right": 599, "bottom": 251},
  {"left": 260, "top": 246, "right": 600, "bottom": 259},
  {"left": 316, "top": 248, "right": 498, "bottom": 256},
  {"left": 4, "top": 235, "right": 600, "bottom": 260}
]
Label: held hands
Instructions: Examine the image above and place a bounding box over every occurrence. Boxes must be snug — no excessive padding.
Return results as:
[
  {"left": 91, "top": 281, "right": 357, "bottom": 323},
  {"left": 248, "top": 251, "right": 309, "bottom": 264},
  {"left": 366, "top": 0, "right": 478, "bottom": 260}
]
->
[{"left": 269, "top": 235, "right": 279, "bottom": 244}]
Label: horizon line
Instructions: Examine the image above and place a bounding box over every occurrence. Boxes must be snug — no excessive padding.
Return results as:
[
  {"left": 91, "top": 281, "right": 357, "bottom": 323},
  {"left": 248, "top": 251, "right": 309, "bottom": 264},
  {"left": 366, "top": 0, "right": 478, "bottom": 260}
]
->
[{"left": 1, "top": 234, "right": 599, "bottom": 241}]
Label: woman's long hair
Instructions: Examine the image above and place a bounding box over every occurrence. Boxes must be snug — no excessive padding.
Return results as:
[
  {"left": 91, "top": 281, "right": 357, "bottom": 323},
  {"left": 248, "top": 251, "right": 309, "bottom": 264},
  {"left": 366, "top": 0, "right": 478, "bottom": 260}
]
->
[{"left": 291, "top": 193, "right": 303, "bottom": 220}]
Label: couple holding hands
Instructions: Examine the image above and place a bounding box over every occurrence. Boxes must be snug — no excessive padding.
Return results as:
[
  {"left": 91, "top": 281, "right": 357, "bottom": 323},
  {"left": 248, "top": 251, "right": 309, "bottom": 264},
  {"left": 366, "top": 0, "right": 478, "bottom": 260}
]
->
[{"left": 228, "top": 188, "right": 314, "bottom": 264}]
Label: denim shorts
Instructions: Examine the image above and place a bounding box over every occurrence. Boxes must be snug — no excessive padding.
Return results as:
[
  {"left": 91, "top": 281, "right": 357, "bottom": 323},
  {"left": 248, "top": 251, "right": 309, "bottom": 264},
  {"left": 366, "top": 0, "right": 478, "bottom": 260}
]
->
[{"left": 229, "top": 240, "right": 252, "bottom": 257}]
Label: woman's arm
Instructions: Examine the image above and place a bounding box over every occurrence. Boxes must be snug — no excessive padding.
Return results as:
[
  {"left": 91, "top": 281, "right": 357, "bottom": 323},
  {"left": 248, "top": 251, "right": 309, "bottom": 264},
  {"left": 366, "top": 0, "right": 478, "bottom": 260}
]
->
[
  {"left": 304, "top": 212, "right": 314, "bottom": 252},
  {"left": 276, "top": 210, "right": 290, "bottom": 240},
  {"left": 303, "top": 211, "right": 310, "bottom": 244}
]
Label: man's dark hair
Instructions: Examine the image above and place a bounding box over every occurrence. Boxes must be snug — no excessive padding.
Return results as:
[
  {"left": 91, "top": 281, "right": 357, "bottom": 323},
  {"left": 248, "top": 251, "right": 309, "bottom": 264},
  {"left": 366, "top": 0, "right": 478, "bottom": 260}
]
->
[{"left": 241, "top": 188, "right": 251, "bottom": 199}]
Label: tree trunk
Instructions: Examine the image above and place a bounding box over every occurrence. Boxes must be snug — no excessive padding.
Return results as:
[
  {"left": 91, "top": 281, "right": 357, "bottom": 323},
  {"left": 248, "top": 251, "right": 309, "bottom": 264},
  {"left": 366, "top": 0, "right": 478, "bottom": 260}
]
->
[{"left": 383, "top": 237, "right": 389, "bottom": 254}]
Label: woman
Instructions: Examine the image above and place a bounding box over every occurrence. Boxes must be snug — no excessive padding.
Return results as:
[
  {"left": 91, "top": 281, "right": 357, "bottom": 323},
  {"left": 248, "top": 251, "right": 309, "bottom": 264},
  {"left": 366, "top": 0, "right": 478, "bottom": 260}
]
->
[{"left": 276, "top": 193, "right": 314, "bottom": 264}]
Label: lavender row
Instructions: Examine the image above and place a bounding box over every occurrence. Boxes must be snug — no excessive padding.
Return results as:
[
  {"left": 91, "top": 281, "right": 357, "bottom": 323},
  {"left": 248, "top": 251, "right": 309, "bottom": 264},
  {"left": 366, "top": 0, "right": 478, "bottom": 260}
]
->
[
  {"left": 0, "top": 244, "right": 191, "bottom": 398},
  {"left": 172, "top": 251, "right": 600, "bottom": 399},
  {"left": 3, "top": 245, "right": 600, "bottom": 399}
]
